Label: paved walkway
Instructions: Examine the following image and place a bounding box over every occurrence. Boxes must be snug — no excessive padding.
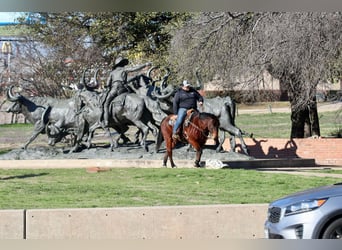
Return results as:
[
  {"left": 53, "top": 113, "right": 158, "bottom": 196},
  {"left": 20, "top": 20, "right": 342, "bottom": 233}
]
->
[{"left": 259, "top": 168, "right": 342, "bottom": 179}]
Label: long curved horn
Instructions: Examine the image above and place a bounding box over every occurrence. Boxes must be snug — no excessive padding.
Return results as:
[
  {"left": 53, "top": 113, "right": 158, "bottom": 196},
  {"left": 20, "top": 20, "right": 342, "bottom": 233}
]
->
[
  {"left": 93, "top": 68, "right": 100, "bottom": 88},
  {"left": 160, "top": 67, "right": 171, "bottom": 91},
  {"left": 80, "top": 68, "right": 97, "bottom": 91},
  {"left": 152, "top": 85, "right": 175, "bottom": 99},
  {"left": 79, "top": 68, "right": 87, "bottom": 89},
  {"left": 195, "top": 69, "right": 203, "bottom": 90},
  {"left": 6, "top": 86, "right": 20, "bottom": 102},
  {"left": 147, "top": 66, "right": 159, "bottom": 80},
  {"left": 163, "top": 67, "right": 171, "bottom": 79},
  {"left": 85, "top": 68, "right": 99, "bottom": 91}
]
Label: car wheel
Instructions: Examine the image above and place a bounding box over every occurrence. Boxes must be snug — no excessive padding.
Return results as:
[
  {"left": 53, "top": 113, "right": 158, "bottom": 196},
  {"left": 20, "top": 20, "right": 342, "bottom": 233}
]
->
[{"left": 322, "top": 218, "right": 342, "bottom": 239}]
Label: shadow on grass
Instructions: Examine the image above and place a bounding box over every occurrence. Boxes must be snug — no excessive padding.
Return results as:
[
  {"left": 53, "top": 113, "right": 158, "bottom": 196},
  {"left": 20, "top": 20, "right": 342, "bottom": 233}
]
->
[{"left": 0, "top": 172, "right": 49, "bottom": 180}]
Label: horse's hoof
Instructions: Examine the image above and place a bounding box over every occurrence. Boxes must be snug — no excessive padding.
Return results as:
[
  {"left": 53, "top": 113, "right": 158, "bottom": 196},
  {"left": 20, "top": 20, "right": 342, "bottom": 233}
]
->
[
  {"left": 68, "top": 147, "right": 79, "bottom": 154},
  {"left": 194, "top": 162, "right": 201, "bottom": 168}
]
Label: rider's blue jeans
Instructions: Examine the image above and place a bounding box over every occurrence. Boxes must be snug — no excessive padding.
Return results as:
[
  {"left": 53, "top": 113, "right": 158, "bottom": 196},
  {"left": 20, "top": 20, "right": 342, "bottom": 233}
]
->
[{"left": 173, "top": 108, "right": 187, "bottom": 134}]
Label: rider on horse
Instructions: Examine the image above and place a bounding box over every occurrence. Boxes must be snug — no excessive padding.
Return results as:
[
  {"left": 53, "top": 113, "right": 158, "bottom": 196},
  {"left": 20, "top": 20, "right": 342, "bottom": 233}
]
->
[
  {"left": 172, "top": 80, "right": 203, "bottom": 140},
  {"left": 102, "top": 56, "right": 152, "bottom": 127}
]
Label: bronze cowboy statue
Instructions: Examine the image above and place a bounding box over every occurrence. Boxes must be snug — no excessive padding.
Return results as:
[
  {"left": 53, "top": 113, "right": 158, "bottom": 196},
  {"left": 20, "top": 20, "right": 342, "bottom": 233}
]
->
[{"left": 102, "top": 56, "right": 152, "bottom": 127}]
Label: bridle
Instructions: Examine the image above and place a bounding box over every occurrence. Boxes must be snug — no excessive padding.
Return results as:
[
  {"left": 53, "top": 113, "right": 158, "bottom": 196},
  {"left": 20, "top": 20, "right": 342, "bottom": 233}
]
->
[{"left": 183, "top": 112, "right": 211, "bottom": 139}]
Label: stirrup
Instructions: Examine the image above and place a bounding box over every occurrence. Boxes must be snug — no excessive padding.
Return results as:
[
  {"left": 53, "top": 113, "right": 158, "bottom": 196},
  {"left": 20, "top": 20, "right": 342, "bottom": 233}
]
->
[{"left": 172, "top": 134, "right": 180, "bottom": 140}]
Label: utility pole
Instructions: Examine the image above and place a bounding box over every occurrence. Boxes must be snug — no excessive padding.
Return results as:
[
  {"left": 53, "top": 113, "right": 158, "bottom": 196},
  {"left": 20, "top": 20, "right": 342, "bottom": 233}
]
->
[{"left": 2, "top": 41, "right": 12, "bottom": 83}]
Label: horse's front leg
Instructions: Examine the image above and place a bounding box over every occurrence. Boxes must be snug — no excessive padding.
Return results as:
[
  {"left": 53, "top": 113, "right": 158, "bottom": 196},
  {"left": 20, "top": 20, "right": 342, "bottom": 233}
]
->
[
  {"left": 194, "top": 148, "right": 202, "bottom": 168},
  {"left": 216, "top": 130, "right": 225, "bottom": 153},
  {"left": 163, "top": 151, "right": 168, "bottom": 167},
  {"left": 133, "top": 121, "right": 149, "bottom": 152},
  {"left": 238, "top": 135, "right": 249, "bottom": 155},
  {"left": 104, "top": 127, "right": 116, "bottom": 151}
]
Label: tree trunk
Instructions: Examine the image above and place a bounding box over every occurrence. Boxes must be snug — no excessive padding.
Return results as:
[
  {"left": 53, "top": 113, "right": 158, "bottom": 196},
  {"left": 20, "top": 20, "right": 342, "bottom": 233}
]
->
[
  {"left": 308, "top": 100, "right": 321, "bottom": 137},
  {"left": 290, "top": 100, "right": 320, "bottom": 138},
  {"left": 290, "top": 107, "right": 305, "bottom": 138}
]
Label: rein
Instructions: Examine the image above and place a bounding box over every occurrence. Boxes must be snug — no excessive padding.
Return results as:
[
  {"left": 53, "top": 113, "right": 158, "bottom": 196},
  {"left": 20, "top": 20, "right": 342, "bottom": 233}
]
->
[{"left": 184, "top": 113, "right": 210, "bottom": 138}]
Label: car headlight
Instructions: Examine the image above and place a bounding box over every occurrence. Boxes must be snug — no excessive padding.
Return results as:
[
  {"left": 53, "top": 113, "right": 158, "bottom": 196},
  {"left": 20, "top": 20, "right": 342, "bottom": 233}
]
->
[{"left": 285, "top": 198, "right": 328, "bottom": 216}]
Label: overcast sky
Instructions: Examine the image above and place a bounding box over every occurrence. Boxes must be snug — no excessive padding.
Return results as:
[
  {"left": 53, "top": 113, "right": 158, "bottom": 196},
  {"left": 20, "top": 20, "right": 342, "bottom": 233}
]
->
[{"left": 0, "top": 12, "right": 25, "bottom": 23}]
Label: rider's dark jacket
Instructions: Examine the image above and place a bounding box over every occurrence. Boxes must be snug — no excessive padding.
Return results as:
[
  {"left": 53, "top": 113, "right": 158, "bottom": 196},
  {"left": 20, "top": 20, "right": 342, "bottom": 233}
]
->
[{"left": 173, "top": 87, "right": 203, "bottom": 114}]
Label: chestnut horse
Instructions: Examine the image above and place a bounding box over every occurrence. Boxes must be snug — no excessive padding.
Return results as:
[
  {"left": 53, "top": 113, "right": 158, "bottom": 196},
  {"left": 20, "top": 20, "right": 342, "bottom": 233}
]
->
[{"left": 156, "top": 110, "right": 220, "bottom": 168}]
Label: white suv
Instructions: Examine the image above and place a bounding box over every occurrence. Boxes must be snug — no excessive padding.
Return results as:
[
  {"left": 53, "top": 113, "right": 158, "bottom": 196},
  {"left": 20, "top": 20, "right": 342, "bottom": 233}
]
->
[{"left": 264, "top": 182, "right": 342, "bottom": 239}]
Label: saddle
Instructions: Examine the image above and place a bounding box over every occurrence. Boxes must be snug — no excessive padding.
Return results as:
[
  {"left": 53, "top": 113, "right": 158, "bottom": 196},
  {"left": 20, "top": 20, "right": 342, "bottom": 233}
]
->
[
  {"left": 169, "top": 109, "right": 196, "bottom": 126},
  {"left": 169, "top": 109, "right": 197, "bottom": 141},
  {"left": 169, "top": 115, "right": 177, "bottom": 125},
  {"left": 111, "top": 93, "right": 127, "bottom": 107}
]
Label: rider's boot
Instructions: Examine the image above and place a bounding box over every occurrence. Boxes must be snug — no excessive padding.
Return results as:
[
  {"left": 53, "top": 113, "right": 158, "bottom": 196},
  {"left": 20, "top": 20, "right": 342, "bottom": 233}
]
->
[{"left": 172, "top": 127, "right": 181, "bottom": 140}]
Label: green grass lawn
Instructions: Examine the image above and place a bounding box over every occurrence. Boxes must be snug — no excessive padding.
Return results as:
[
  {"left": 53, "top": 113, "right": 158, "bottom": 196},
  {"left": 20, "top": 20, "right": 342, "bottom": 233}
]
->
[
  {"left": 235, "top": 111, "right": 341, "bottom": 138},
  {"left": 0, "top": 168, "right": 340, "bottom": 209}
]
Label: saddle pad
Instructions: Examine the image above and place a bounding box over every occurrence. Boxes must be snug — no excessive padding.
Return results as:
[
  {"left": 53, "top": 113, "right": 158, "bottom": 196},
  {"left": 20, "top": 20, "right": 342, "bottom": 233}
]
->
[{"left": 168, "top": 115, "right": 177, "bottom": 126}]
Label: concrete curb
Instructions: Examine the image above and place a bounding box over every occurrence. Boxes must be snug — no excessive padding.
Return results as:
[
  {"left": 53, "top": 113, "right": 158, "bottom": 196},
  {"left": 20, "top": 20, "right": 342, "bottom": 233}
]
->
[
  {"left": 0, "top": 158, "right": 318, "bottom": 169},
  {"left": 0, "top": 159, "right": 194, "bottom": 169}
]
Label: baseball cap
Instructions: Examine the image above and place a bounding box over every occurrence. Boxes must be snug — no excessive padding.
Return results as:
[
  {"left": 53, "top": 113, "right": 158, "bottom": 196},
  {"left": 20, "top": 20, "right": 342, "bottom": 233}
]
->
[{"left": 182, "top": 80, "right": 191, "bottom": 87}]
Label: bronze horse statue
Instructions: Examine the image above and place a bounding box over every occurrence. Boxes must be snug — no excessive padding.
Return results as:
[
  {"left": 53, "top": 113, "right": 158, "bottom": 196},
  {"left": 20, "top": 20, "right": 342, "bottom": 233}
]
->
[{"left": 156, "top": 110, "right": 220, "bottom": 168}]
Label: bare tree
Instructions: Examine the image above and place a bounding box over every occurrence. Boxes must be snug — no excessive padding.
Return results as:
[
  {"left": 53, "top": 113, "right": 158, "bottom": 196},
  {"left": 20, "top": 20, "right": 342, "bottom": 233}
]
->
[
  {"left": 169, "top": 12, "right": 342, "bottom": 138},
  {"left": 14, "top": 12, "right": 189, "bottom": 98},
  {"left": 13, "top": 13, "right": 106, "bottom": 97}
]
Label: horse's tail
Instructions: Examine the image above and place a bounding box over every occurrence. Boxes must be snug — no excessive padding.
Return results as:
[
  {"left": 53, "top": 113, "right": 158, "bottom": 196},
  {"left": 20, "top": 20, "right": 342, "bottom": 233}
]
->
[{"left": 155, "top": 117, "right": 166, "bottom": 152}]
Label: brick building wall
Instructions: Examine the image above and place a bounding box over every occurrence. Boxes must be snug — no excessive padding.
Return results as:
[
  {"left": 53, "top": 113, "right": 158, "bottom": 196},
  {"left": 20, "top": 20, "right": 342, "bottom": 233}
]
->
[{"left": 223, "top": 138, "right": 342, "bottom": 166}]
